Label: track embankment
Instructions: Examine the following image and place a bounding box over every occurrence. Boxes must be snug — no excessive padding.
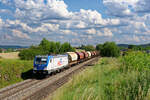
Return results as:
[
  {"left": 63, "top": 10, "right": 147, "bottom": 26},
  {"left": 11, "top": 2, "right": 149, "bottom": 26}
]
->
[{"left": 0, "top": 57, "right": 99, "bottom": 100}]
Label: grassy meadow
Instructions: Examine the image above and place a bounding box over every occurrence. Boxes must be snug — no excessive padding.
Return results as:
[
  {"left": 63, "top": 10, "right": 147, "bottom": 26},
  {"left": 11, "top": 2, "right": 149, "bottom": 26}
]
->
[
  {"left": 0, "top": 59, "right": 33, "bottom": 88},
  {"left": 51, "top": 52, "right": 150, "bottom": 100}
]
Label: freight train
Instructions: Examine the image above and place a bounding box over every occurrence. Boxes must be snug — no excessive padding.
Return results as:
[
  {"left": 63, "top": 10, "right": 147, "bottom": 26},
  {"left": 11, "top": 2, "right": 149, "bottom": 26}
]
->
[{"left": 33, "top": 51, "right": 99, "bottom": 74}]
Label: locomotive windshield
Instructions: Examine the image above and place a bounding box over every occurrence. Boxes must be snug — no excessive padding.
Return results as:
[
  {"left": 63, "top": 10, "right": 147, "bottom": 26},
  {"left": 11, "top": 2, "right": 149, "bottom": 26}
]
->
[{"left": 35, "top": 57, "right": 47, "bottom": 65}]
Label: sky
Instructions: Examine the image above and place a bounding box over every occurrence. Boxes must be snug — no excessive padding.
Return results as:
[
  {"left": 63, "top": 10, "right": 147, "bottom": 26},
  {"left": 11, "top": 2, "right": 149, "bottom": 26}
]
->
[{"left": 0, "top": 0, "right": 150, "bottom": 46}]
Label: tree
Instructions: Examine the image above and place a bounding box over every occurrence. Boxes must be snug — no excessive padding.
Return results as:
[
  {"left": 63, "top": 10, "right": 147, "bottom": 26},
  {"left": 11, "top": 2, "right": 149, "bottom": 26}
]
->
[
  {"left": 145, "top": 46, "right": 150, "bottom": 51},
  {"left": 101, "top": 42, "right": 120, "bottom": 57},
  {"left": 60, "top": 42, "right": 75, "bottom": 53},
  {"left": 19, "top": 38, "right": 75, "bottom": 60},
  {"left": 39, "top": 38, "right": 51, "bottom": 54},
  {"left": 80, "top": 45, "right": 95, "bottom": 51},
  {"left": 96, "top": 44, "right": 103, "bottom": 51},
  {"left": 55, "top": 42, "right": 63, "bottom": 54},
  {"left": 19, "top": 46, "right": 43, "bottom": 60},
  {"left": 128, "top": 45, "right": 136, "bottom": 49},
  {"left": 49, "top": 41, "right": 56, "bottom": 54}
]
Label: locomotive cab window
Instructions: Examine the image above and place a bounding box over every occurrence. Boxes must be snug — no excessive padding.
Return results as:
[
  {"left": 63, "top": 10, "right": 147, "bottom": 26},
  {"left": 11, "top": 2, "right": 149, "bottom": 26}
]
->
[
  {"left": 50, "top": 59, "right": 52, "bottom": 63},
  {"left": 35, "top": 57, "right": 47, "bottom": 65}
]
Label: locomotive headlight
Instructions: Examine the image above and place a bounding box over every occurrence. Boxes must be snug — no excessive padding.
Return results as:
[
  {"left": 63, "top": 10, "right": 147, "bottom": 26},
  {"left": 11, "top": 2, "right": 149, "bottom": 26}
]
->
[
  {"left": 33, "top": 67, "right": 37, "bottom": 70},
  {"left": 44, "top": 67, "right": 47, "bottom": 70}
]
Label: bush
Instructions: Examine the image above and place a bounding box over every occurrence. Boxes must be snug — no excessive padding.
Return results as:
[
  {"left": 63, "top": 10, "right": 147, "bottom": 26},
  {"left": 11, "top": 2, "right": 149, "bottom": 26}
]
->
[
  {"left": 100, "top": 42, "right": 120, "bottom": 57},
  {"left": 19, "top": 46, "right": 43, "bottom": 60}
]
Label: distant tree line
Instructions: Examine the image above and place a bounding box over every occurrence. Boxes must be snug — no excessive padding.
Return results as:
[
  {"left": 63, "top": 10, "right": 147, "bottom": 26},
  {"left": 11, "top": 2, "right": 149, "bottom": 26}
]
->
[
  {"left": 96, "top": 43, "right": 150, "bottom": 57},
  {"left": 19, "top": 39, "right": 122, "bottom": 60},
  {"left": 78, "top": 45, "right": 96, "bottom": 51},
  {"left": 19, "top": 38, "right": 75, "bottom": 60},
  {"left": 0, "top": 48, "right": 18, "bottom": 53},
  {"left": 0, "top": 48, "right": 2, "bottom": 53},
  {"left": 96, "top": 42, "right": 120, "bottom": 57},
  {"left": 128, "top": 45, "right": 150, "bottom": 51}
]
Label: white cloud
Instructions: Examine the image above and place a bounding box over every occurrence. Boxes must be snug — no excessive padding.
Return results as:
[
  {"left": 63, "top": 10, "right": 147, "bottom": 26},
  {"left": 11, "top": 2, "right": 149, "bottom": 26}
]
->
[
  {"left": 85, "top": 28, "right": 113, "bottom": 37},
  {"left": 5, "top": 19, "right": 60, "bottom": 33},
  {"left": 59, "top": 9, "right": 109, "bottom": 29},
  {"left": 0, "top": 0, "right": 12, "bottom": 4},
  {"left": 134, "top": 0, "right": 150, "bottom": 13},
  {"left": 14, "top": 0, "right": 71, "bottom": 21},
  {"left": 103, "top": 0, "right": 138, "bottom": 4},
  {"left": 103, "top": 28, "right": 113, "bottom": 37},
  {"left": 60, "top": 30, "right": 77, "bottom": 36},
  {"left": 105, "top": 19, "right": 120, "bottom": 25},
  {"left": 133, "top": 35, "right": 140, "bottom": 42},
  {"left": 0, "top": 18, "right": 3, "bottom": 28},
  {"left": 86, "top": 28, "right": 97, "bottom": 35},
  {"left": 78, "top": 9, "right": 105, "bottom": 25},
  {"left": 103, "top": 0, "right": 150, "bottom": 16},
  {"left": 12, "top": 29, "right": 30, "bottom": 39},
  {"left": 33, "top": 23, "right": 60, "bottom": 33},
  {"left": 103, "top": 0, "right": 135, "bottom": 17},
  {"left": 96, "top": 28, "right": 113, "bottom": 37},
  {"left": 74, "top": 21, "right": 86, "bottom": 29},
  {"left": 3, "top": 34, "right": 12, "bottom": 40}
]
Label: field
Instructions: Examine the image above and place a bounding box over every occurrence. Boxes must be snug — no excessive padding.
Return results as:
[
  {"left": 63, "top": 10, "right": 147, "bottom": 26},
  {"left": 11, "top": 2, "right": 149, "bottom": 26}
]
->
[
  {"left": 51, "top": 52, "right": 150, "bottom": 100},
  {"left": 1, "top": 51, "right": 150, "bottom": 100},
  {"left": 0, "top": 52, "right": 19, "bottom": 59},
  {"left": 0, "top": 59, "right": 33, "bottom": 89},
  {"left": 75, "top": 49, "right": 85, "bottom": 52}
]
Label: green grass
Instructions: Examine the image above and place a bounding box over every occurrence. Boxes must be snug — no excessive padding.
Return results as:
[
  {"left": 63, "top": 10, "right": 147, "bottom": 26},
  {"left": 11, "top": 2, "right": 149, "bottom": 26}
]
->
[
  {"left": 0, "top": 59, "right": 33, "bottom": 89},
  {"left": 51, "top": 52, "right": 150, "bottom": 100}
]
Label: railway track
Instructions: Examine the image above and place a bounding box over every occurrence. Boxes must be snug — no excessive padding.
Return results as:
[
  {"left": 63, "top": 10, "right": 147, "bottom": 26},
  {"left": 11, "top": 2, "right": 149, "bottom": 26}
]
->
[{"left": 0, "top": 57, "right": 99, "bottom": 100}]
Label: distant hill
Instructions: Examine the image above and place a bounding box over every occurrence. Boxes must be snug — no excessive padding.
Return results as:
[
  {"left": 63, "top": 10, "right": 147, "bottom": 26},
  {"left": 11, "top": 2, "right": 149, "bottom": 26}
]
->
[
  {"left": 118, "top": 43, "right": 150, "bottom": 48},
  {"left": 140, "top": 43, "right": 150, "bottom": 47},
  {"left": 0, "top": 45, "right": 29, "bottom": 49},
  {"left": 118, "top": 44, "right": 129, "bottom": 48}
]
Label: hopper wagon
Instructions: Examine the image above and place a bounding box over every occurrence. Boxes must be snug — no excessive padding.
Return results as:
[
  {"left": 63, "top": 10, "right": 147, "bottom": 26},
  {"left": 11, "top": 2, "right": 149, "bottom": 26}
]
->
[
  {"left": 66, "top": 52, "right": 78, "bottom": 66},
  {"left": 75, "top": 52, "right": 85, "bottom": 63}
]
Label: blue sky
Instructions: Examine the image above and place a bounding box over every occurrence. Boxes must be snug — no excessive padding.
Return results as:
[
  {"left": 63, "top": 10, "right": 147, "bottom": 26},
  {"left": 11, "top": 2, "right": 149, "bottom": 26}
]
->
[
  {"left": 64, "top": 0, "right": 106, "bottom": 15},
  {"left": 0, "top": 0, "right": 150, "bottom": 46}
]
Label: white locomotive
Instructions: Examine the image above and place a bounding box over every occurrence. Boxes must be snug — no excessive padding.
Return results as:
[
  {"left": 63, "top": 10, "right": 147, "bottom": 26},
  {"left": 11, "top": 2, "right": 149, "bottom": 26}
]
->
[{"left": 33, "top": 55, "right": 68, "bottom": 74}]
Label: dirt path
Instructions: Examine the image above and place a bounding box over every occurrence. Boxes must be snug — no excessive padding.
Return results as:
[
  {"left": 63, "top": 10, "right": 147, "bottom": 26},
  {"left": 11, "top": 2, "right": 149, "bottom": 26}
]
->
[{"left": 0, "top": 52, "right": 19, "bottom": 59}]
